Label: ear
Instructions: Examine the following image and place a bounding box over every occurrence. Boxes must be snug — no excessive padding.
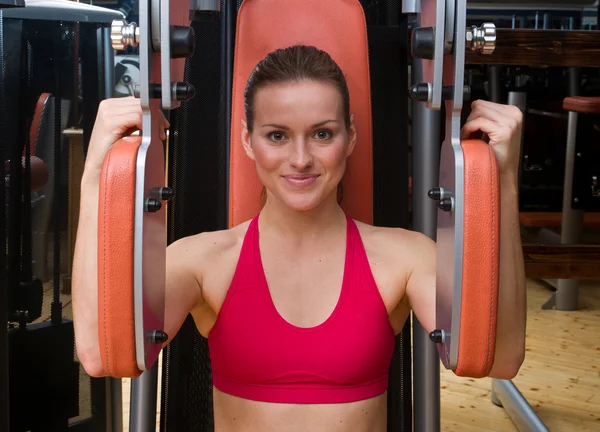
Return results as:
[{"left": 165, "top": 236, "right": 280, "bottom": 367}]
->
[
  {"left": 346, "top": 114, "right": 357, "bottom": 157},
  {"left": 241, "top": 119, "right": 255, "bottom": 161}
]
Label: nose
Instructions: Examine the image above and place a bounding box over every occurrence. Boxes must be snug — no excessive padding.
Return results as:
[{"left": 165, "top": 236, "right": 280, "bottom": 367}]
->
[{"left": 289, "top": 138, "right": 313, "bottom": 169}]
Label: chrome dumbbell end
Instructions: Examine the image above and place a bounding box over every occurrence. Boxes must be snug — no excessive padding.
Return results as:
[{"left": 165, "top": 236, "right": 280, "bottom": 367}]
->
[
  {"left": 111, "top": 19, "right": 140, "bottom": 51},
  {"left": 466, "top": 23, "right": 496, "bottom": 55}
]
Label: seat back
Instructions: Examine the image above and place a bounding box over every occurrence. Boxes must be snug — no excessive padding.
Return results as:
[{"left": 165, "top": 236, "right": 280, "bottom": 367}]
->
[{"left": 229, "top": 0, "right": 373, "bottom": 226}]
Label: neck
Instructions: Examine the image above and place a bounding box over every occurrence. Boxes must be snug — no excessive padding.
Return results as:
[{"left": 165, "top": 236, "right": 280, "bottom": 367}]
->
[{"left": 259, "top": 191, "right": 346, "bottom": 242}]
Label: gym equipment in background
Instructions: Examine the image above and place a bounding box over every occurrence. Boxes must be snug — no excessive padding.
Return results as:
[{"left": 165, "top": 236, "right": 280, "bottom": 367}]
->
[{"left": 1, "top": 1, "right": 125, "bottom": 431}]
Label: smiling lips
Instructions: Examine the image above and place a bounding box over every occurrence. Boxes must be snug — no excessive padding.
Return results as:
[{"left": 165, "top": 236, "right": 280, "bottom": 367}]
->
[{"left": 282, "top": 174, "right": 320, "bottom": 187}]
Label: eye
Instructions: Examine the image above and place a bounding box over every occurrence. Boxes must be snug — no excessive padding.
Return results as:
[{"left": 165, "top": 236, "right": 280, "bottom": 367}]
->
[
  {"left": 268, "top": 131, "right": 286, "bottom": 142},
  {"left": 314, "top": 130, "right": 333, "bottom": 140}
]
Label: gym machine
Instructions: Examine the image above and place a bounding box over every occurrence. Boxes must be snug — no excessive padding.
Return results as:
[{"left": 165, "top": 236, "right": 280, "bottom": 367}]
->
[
  {"left": 95, "top": 0, "right": 508, "bottom": 431},
  {"left": 404, "top": 0, "right": 501, "bottom": 429}
]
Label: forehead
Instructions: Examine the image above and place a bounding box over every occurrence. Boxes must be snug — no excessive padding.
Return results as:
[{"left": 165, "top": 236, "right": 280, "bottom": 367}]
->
[{"left": 253, "top": 80, "right": 343, "bottom": 124}]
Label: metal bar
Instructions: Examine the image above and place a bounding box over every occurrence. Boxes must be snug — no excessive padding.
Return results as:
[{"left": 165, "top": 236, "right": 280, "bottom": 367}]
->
[
  {"left": 554, "top": 110, "right": 584, "bottom": 310},
  {"left": 491, "top": 379, "right": 550, "bottom": 432},
  {"left": 0, "top": 11, "right": 9, "bottom": 432},
  {"left": 488, "top": 66, "right": 503, "bottom": 103},
  {"left": 411, "top": 56, "right": 441, "bottom": 432},
  {"left": 111, "top": 378, "right": 123, "bottom": 432},
  {"left": 103, "top": 26, "right": 114, "bottom": 98},
  {"left": 129, "top": 363, "right": 159, "bottom": 432}
]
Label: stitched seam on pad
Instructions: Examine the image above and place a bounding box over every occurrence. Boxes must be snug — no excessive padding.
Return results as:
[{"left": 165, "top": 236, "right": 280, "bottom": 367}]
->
[
  {"left": 102, "top": 148, "right": 112, "bottom": 376},
  {"left": 486, "top": 146, "right": 496, "bottom": 373}
]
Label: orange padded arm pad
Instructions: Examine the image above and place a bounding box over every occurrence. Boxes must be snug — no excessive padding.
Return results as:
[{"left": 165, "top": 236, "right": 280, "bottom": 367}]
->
[
  {"left": 98, "top": 136, "right": 143, "bottom": 378},
  {"left": 229, "top": 0, "right": 373, "bottom": 227},
  {"left": 455, "top": 139, "right": 500, "bottom": 378}
]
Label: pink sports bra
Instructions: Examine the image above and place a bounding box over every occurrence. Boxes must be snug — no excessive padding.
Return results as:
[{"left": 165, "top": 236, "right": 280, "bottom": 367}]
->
[{"left": 207, "top": 215, "right": 395, "bottom": 404}]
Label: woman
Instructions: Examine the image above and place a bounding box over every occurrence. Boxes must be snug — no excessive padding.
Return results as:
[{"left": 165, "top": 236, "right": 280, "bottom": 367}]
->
[{"left": 73, "top": 45, "right": 526, "bottom": 431}]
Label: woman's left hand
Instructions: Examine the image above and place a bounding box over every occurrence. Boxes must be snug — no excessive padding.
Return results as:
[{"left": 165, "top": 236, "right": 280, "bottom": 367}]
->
[{"left": 461, "top": 99, "right": 523, "bottom": 179}]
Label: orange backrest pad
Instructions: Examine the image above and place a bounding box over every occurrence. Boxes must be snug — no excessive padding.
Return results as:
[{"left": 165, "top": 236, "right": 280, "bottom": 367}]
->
[{"left": 229, "top": 0, "right": 373, "bottom": 227}]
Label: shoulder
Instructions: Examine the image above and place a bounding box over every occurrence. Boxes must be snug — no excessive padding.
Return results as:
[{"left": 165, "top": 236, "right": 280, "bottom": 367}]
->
[
  {"left": 167, "top": 220, "right": 252, "bottom": 271},
  {"left": 353, "top": 220, "right": 436, "bottom": 267},
  {"left": 168, "top": 221, "right": 250, "bottom": 264}
]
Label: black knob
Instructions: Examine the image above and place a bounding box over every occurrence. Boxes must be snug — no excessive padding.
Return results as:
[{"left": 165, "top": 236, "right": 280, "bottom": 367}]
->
[
  {"left": 409, "top": 83, "right": 430, "bottom": 102},
  {"left": 174, "top": 82, "right": 196, "bottom": 101},
  {"left": 438, "top": 198, "right": 453, "bottom": 212},
  {"left": 159, "top": 187, "right": 175, "bottom": 201},
  {"left": 171, "top": 25, "right": 196, "bottom": 59},
  {"left": 428, "top": 187, "right": 442, "bottom": 200},
  {"left": 149, "top": 330, "right": 169, "bottom": 344},
  {"left": 145, "top": 198, "right": 162, "bottom": 212},
  {"left": 411, "top": 27, "right": 435, "bottom": 60},
  {"left": 429, "top": 330, "right": 444, "bottom": 344}
]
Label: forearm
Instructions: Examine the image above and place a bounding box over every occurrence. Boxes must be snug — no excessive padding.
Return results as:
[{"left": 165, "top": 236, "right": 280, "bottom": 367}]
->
[
  {"left": 489, "top": 172, "right": 527, "bottom": 379},
  {"left": 72, "top": 172, "right": 106, "bottom": 377}
]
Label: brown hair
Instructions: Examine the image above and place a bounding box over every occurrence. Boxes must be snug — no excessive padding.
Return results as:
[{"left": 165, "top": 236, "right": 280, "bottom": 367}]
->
[
  {"left": 244, "top": 45, "right": 350, "bottom": 206},
  {"left": 244, "top": 45, "right": 351, "bottom": 133}
]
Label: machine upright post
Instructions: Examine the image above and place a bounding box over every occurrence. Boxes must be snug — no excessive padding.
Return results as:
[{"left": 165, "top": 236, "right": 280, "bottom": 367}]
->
[
  {"left": 0, "top": 11, "right": 9, "bottom": 431},
  {"left": 411, "top": 55, "right": 441, "bottom": 432},
  {"left": 129, "top": 362, "right": 160, "bottom": 432}
]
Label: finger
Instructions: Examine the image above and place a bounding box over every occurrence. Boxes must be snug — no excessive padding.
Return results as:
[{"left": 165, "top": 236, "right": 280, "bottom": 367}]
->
[
  {"left": 471, "top": 100, "right": 523, "bottom": 125},
  {"left": 112, "top": 103, "right": 143, "bottom": 117},
  {"left": 467, "top": 101, "right": 510, "bottom": 127},
  {"left": 461, "top": 117, "right": 499, "bottom": 140},
  {"left": 116, "top": 112, "right": 144, "bottom": 134}
]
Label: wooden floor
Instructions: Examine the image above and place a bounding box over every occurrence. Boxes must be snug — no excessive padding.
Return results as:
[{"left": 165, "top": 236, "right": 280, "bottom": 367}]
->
[
  {"left": 118, "top": 279, "right": 600, "bottom": 431},
  {"left": 440, "top": 279, "right": 600, "bottom": 432}
]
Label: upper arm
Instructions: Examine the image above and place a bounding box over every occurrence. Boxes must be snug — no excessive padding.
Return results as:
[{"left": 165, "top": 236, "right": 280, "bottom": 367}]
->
[
  {"left": 404, "top": 232, "right": 437, "bottom": 335},
  {"left": 164, "top": 236, "right": 205, "bottom": 345}
]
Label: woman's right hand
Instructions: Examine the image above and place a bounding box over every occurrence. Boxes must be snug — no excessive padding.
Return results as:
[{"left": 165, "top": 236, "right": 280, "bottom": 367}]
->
[{"left": 83, "top": 96, "right": 169, "bottom": 185}]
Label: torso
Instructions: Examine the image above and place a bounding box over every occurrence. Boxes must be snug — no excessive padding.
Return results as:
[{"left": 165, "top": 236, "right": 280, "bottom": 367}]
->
[{"left": 184, "top": 216, "right": 418, "bottom": 432}]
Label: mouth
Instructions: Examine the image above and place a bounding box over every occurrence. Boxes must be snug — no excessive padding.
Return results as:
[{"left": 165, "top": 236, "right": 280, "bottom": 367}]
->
[{"left": 281, "top": 174, "right": 320, "bottom": 187}]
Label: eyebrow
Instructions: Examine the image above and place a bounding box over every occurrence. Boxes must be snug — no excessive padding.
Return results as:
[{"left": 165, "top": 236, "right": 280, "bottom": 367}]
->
[{"left": 261, "top": 120, "right": 339, "bottom": 129}]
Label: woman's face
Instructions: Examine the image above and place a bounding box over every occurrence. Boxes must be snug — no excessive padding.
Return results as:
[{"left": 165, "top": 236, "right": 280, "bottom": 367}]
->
[{"left": 242, "top": 80, "right": 356, "bottom": 212}]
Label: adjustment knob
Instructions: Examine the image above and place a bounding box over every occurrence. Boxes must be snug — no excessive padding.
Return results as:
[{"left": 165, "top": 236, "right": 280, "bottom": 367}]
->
[
  {"left": 171, "top": 25, "right": 196, "bottom": 59},
  {"left": 428, "top": 187, "right": 442, "bottom": 200},
  {"left": 411, "top": 27, "right": 435, "bottom": 60},
  {"left": 466, "top": 23, "right": 496, "bottom": 55},
  {"left": 429, "top": 330, "right": 444, "bottom": 344},
  {"left": 409, "top": 83, "right": 431, "bottom": 102},
  {"left": 145, "top": 198, "right": 162, "bottom": 212},
  {"left": 149, "top": 330, "right": 169, "bottom": 344},
  {"left": 158, "top": 187, "right": 175, "bottom": 201},
  {"left": 438, "top": 197, "right": 453, "bottom": 212},
  {"left": 173, "top": 82, "right": 196, "bottom": 101},
  {"left": 111, "top": 19, "right": 139, "bottom": 51}
]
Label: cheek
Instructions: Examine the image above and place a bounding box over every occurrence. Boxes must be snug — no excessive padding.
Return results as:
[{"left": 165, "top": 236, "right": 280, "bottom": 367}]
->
[
  {"left": 251, "top": 141, "right": 283, "bottom": 172},
  {"left": 319, "top": 141, "right": 348, "bottom": 170}
]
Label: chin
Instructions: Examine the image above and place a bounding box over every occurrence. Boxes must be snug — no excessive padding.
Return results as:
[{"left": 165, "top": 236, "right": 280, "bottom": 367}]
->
[{"left": 280, "top": 192, "right": 323, "bottom": 212}]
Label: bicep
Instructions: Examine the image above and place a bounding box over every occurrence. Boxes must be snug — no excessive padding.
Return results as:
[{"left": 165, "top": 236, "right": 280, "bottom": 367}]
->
[
  {"left": 163, "top": 239, "right": 204, "bottom": 345},
  {"left": 405, "top": 234, "right": 437, "bottom": 335}
]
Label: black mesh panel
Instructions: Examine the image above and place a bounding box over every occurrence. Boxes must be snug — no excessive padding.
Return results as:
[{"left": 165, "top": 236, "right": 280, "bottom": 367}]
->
[
  {"left": 363, "top": 3, "right": 412, "bottom": 431},
  {"left": 161, "top": 3, "right": 231, "bottom": 431},
  {"left": 162, "top": 1, "right": 412, "bottom": 431}
]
